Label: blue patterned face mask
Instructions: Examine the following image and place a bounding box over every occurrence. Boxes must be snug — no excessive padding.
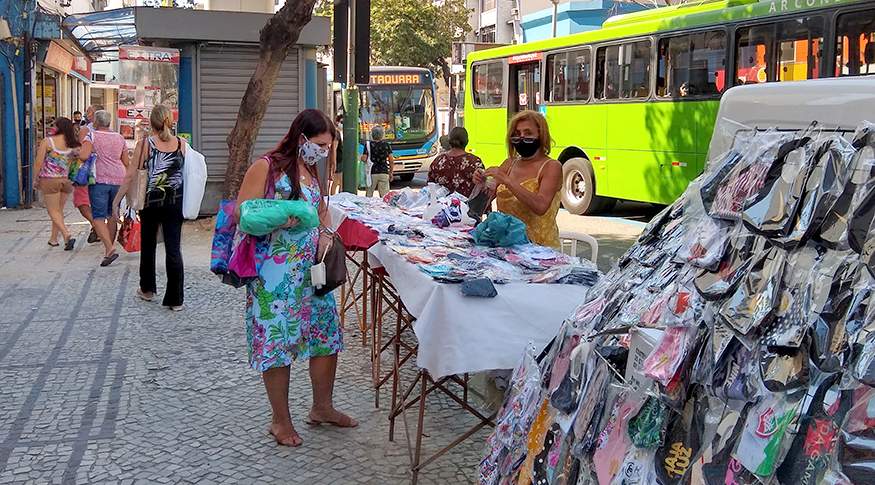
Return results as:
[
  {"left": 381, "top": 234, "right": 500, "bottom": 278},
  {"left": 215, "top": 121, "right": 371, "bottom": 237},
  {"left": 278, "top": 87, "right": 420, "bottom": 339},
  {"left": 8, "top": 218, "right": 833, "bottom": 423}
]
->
[{"left": 299, "top": 135, "right": 330, "bottom": 166}]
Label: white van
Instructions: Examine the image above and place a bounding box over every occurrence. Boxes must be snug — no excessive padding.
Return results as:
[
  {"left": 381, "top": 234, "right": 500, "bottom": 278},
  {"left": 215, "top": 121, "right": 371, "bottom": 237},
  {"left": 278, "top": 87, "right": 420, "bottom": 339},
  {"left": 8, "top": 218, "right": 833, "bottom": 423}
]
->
[{"left": 708, "top": 76, "right": 875, "bottom": 161}]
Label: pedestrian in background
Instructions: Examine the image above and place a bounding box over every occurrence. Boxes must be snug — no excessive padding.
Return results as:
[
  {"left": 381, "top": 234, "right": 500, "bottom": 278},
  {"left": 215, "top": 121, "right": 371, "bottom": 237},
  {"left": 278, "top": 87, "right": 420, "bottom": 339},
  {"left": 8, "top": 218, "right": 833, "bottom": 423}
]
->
[
  {"left": 427, "top": 126, "right": 484, "bottom": 198},
  {"left": 72, "top": 110, "right": 83, "bottom": 129},
  {"left": 330, "top": 114, "right": 344, "bottom": 195},
  {"left": 77, "top": 104, "right": 102, "bottom": 245},
  {"left": 236, "top": 108, "right": 358, "bottom": 448},
  {"left": 361, "top": 125, "right": 393, "bottom": 197},
  {"left": 78, "top": 109, "right": 129, "bottom": 267},
  {"left": 32, "top": 117, "right": 79, "bottom": 250},
  {"left": 113, "top": 105, "right": 185, "bottom": 310}
]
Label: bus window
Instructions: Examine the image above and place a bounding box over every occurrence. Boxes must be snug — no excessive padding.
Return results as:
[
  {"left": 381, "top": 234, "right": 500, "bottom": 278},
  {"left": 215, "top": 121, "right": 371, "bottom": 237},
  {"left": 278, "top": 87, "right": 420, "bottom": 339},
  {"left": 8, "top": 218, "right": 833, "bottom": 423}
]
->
[
  {"left": 836, "top": 9, "right": 875, "bottom": 76},
  {"left": 472, "top": 62, "right": 504, "bottom": 107},
  {"left": 736, "top": 18, "right": 823, "bottom": 84},
  {"left": 597, "top": 40, "right": 651, "bottom": 100},
  {"left": 658, "top": 32, "right": 726, "bottom": 98},
  {"left": 545, "top": 48, "right": 590, "bottom": 103}
]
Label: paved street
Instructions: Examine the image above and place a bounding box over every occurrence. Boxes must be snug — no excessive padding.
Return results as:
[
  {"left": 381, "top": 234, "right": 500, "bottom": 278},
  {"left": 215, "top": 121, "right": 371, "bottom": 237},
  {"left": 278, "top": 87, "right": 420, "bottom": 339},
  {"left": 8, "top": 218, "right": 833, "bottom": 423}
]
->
[{"left": 0, "top": 194, "right": 645, "bottom": 484}]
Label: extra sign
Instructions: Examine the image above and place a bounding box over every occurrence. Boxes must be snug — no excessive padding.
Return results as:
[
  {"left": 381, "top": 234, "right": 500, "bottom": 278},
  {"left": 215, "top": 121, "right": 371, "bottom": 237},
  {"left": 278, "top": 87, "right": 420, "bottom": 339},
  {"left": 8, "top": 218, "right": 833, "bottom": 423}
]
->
[{"left": 119, "top": 46, "right": 180, "bottom": 64}]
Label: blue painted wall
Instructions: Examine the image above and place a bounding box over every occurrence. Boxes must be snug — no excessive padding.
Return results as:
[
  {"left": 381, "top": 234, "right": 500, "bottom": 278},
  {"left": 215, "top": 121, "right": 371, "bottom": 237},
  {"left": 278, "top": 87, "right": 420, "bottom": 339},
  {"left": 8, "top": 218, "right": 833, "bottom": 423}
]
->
[
  {"left": 0, "top": 0, "right": 33, "bottom": 207},
  {"left": 178, "top": 55, "right": 193, "bottom": 136},
  {"left": 521, "top": 0, "right": 647, "bottom": 43}
]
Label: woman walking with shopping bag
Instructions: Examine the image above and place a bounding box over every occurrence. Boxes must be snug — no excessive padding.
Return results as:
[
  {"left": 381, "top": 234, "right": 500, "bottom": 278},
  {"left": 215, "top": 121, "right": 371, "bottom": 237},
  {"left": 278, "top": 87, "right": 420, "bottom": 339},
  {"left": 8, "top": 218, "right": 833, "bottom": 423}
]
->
[{"left": 113, "top": 105, "right": 186, "bottom": 310}]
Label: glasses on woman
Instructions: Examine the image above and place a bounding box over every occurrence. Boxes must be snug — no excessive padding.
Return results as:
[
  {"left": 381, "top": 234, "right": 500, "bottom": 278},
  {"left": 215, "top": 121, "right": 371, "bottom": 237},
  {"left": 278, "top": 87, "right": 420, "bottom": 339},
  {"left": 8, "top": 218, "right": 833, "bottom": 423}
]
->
[{"left": 510, "top": 136, "right": 539, "bottom": 144}]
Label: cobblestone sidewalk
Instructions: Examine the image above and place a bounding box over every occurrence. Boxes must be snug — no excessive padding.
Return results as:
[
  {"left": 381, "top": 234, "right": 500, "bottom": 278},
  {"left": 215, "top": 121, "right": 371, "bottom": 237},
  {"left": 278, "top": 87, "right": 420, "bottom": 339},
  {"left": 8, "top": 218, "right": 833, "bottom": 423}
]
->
[{"left": 0, "top": 204, "right": 490, "bottom": 484}]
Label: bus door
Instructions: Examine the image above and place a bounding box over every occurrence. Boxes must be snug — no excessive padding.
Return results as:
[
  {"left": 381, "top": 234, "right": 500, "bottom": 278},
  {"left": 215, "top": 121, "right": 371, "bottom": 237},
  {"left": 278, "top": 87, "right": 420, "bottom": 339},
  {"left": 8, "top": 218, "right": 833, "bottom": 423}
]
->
[{"left": 508, "top": 53, "right": 543, "bottom": 122}]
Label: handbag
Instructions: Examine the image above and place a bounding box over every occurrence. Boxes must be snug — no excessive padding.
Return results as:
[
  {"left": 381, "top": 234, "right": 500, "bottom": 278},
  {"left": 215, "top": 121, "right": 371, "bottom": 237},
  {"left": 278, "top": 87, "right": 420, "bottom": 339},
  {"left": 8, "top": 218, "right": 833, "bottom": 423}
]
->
[
  {"left": 73, "top": 153, "right": 97, "bottom": 186},
  {"left": 117, "top": 210, "right": 141, "bottom": 253},
  {"left": 313, "top": 231, "right": 346, "bottom": 297},
  {"left": 127, "top": 141, "right": 150, "bottom": 211}
]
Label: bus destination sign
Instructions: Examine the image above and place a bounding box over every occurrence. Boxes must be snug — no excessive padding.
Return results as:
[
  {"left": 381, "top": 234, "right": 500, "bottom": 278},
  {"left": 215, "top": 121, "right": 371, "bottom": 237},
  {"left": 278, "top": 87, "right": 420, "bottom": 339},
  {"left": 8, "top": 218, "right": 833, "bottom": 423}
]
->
[
  {"left": 508, "top": 52, "right": 542, "bottom": 64},
  {"left": 369, "top": 74, "right": 424, "bottom": 85}
]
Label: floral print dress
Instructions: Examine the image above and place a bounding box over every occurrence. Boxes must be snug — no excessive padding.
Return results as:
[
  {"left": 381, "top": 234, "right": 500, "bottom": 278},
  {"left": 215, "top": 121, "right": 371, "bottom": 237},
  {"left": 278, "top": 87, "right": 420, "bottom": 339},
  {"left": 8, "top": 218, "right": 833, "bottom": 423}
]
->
[{"left": 246, "top": 173, "right": 343, "bottom": 371}]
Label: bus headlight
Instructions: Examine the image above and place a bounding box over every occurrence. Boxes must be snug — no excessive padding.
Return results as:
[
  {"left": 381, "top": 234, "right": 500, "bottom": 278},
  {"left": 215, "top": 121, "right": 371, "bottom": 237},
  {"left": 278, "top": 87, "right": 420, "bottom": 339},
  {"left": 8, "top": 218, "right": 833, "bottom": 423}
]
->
[{"left": 428, "top": 143, "right": 438, "bottom": 156}]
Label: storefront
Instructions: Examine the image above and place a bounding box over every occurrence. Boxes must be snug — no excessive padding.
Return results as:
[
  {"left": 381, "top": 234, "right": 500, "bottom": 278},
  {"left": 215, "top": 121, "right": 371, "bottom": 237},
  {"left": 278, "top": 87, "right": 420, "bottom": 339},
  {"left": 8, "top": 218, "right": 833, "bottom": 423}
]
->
[
  {"left": 35, "top": 40, "right": 91, "bottom": 144},
  {"left": 66, "top": 7, "right": 330, "bottom": 212}
]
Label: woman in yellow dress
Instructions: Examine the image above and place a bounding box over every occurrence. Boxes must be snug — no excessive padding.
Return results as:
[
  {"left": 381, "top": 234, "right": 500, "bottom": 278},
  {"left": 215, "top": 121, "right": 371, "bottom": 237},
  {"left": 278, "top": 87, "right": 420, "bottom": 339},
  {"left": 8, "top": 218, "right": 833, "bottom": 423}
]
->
[{"left": 473, "top": 111, "right": 562, "bottom": 248}]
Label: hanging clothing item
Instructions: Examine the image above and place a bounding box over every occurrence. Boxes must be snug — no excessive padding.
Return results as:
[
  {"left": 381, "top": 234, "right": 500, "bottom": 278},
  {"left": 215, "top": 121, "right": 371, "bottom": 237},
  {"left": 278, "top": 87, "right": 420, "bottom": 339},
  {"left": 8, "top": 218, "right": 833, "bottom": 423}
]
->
[{"left": 495, "top": 158, "right": 561, "bottom": 248}]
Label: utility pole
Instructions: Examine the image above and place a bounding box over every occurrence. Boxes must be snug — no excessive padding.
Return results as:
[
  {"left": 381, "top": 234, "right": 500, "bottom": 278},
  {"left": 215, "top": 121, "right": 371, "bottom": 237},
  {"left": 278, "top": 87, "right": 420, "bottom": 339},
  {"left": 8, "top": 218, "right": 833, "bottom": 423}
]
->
[{"left": 341, "top": 0, "right": 359, "bottom": 193}]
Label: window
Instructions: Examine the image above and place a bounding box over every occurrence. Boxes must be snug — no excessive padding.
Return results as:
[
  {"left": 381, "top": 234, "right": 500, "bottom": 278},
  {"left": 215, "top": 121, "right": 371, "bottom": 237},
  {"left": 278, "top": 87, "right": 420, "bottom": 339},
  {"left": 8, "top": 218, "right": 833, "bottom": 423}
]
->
[
  {"left": 596, "top": 40, "right": 652, "bottom": 100},
  {"left": 545, "top": 48, "right": 591, "bottom": 103},
  {"left": 657, "top": 32, "right": 726, "bottom": 98},
  {"left": 482, "top": 0, "right": 495, "bottom": 12},
  {"left": 736, "top": 18, "right": 823, "bottom": 85},
  {"left": 472, "top": 62, "right": 504, "bottom": 107},
  {"left": 478, "top": 25, "right": 496, "bottom": 44},
  {"left": 836, "top": 9, "right": 875, "bottom": 76}
]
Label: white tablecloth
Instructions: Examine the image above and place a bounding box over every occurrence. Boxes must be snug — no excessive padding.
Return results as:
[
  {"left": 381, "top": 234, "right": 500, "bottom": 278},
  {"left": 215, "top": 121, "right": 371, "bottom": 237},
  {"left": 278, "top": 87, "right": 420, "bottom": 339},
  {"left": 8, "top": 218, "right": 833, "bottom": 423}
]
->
[{"left": 368, "top": 243, "right": 587, "bottom": 379}]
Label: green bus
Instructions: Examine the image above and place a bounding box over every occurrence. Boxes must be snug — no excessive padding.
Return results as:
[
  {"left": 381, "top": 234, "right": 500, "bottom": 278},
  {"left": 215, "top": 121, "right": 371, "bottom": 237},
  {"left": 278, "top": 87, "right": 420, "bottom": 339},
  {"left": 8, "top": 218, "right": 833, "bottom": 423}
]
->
[{"left": 465, "top": 0, "right": 875, "bottom": 214}]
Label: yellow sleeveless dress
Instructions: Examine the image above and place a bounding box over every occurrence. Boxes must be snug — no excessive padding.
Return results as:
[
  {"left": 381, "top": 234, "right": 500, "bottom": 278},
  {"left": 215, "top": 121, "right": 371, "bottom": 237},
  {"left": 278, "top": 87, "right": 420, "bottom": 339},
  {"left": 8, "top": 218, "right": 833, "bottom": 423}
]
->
[{"left": 495, "top": 159, "right": 561, "bottom": 248}]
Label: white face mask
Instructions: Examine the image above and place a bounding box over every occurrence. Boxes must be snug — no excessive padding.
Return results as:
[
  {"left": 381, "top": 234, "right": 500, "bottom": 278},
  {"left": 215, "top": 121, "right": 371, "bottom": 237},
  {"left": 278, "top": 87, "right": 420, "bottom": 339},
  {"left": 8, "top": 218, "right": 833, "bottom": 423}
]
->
[{"left": 299, "top": 135, "right": 329, "bottom": 166}]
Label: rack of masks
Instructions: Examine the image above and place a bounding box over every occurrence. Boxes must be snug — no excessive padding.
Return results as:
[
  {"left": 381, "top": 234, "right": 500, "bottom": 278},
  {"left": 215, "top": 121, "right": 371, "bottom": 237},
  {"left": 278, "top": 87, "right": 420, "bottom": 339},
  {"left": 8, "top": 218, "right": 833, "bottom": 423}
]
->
[{"left": 478, "top": 121, "right": 875, "bottom": 485}]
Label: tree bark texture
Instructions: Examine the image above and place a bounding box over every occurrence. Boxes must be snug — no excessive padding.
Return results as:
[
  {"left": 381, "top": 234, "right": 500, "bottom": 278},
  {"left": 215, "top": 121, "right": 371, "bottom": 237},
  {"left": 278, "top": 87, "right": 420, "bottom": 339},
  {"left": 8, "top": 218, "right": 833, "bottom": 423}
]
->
[{"left": 223, "top": 0, "right": 318, "bottom": 199}]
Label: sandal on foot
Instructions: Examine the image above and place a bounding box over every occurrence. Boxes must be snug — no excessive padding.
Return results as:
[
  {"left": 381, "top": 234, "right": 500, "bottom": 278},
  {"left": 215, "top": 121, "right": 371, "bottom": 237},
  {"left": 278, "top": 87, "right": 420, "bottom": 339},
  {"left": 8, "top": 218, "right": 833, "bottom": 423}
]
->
[
  {"left": 87, "top": 229, "right": 99, "bottom": 244},
  {"left": 269, "top": 425, "right": 302, "bottom": 447},
  {"left": 136, "top": 289, "right": 154, "bottom": 301},
  {"left": 100, "top": 252, "right": 119, "bottom": 267},
  {"left": 305, "top": 409, "right": 359, "bottom": 428},
  {"left": 47, "top": 241, "right": 59, "bottom": 247},
  {"left": 64, "top": 238, "right": 76, "bottom": 251}
]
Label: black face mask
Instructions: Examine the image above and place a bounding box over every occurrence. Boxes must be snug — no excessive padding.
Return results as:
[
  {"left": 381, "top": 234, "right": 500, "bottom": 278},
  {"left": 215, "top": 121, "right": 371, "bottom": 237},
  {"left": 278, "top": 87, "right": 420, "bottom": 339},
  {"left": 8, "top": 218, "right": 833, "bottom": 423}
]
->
[{"left": 511, "top": 136, "right": 540, "bottom": 158}]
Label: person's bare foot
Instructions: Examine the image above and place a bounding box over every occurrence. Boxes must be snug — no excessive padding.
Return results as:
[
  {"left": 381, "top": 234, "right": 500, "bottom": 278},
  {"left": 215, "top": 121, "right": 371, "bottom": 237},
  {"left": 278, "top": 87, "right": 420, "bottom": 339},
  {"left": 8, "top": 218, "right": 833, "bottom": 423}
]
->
[
  {"left": 305, "top": 406, "right": 359, "bottom": 427},
  {"left": 268, "top": 421, "right": 302, "bottom": 447}
]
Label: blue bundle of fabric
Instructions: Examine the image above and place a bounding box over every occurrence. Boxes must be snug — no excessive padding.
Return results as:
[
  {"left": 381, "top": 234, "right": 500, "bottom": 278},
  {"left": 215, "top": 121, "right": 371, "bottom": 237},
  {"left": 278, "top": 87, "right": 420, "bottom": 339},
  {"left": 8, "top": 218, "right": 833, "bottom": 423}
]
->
[{"left": 472, "top": 212, "right": 530, "bottom": 247}]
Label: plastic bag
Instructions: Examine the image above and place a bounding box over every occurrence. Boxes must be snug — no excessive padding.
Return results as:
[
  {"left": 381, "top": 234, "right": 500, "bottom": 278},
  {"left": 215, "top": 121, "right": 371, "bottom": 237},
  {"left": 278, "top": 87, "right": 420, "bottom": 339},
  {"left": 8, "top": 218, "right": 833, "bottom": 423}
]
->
[
  {"left": 472, "top": 212, "right": 530, "bottom": 247},
  {"left": 785, "top": 135, "right": 856, "bottom": 247},
  {"left": 118, "top": 210, "right": 141, "bottom": 253},
  {"left": 237, "top": 198, "right": 320, "bottom": 236},
  {"left": 181, "top": 143, "right": 208, "bottom": 220},
  {"left": 735, "top": 387, "right": 804, "bottom": 477},
  {"left": 741, "top": 135, "right": 815, "bottom": 237},
  {"left": 719, "top": 243, "right": 787, "bottom": 337},
  {"left": 593, "top": 390, "right": 642, "bottom": 485},
  {"left": 694, "top": 229, "right": 758, "bottom": 300}
]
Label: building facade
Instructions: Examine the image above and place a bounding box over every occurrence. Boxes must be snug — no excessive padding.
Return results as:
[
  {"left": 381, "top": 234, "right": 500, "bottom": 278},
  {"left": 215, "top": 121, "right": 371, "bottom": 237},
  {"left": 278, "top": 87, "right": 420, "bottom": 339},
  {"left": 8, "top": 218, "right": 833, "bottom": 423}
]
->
[{"left": 0, "top": 1, "right": 329, "bottom": 209}]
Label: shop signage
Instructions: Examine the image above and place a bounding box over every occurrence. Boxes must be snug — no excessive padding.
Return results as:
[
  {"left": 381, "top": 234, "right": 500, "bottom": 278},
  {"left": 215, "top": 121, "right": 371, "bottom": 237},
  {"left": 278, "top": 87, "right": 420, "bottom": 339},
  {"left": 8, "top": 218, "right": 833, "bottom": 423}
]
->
[
  {"left": 44, "top": 42, "right": 74, "bottom": 73},
  {"left": 119, "top": 46, "right": 180, "bottom": 63},
  {"left": 508, "top": 52, "right": 542, "bottom": 65}
]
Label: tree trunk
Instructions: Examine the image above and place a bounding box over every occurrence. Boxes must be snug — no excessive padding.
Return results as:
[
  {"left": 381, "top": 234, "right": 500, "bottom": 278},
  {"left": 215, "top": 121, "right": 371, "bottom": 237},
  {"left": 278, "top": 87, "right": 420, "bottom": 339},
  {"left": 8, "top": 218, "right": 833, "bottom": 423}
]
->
[
  {"left": 437, "top": 58, "right": 455, "bottom": 131},
  {"left": 223, "top": 0, "right": 318, "bottom": 199}
]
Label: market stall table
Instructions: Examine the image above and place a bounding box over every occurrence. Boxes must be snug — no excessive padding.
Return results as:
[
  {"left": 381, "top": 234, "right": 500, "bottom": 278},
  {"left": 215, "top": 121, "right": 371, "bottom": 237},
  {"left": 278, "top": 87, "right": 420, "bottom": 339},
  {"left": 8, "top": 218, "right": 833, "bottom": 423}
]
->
[{"left": 367, "top": 242, "right": 587, "bottom": 484}]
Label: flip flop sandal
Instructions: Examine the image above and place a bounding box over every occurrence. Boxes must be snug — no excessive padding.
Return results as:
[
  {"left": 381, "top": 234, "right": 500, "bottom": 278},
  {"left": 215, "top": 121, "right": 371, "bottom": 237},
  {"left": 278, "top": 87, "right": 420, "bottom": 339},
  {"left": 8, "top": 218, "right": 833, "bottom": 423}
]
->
[
  {"left": 47, "top": 241, "right": 59, "bottom": 247},
  {"left": 100, "top": 253, "right": 119, "bottom": 267},
  {"left": 136, "top": 289, "right": 154, "bottom": 301},
  {"left": 64, "top": 238, "right": 76, "bottom": 251}
]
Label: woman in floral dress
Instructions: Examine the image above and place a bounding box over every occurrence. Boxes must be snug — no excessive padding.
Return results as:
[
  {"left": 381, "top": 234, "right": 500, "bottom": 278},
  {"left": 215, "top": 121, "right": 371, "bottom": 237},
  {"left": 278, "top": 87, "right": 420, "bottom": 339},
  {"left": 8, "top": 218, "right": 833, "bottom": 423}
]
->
[
  {"left": 427, "top": 126, "right": 485, "bottom": 198},
  {"left": 236, "top": 109, "right": 358, "bottom": 447}
]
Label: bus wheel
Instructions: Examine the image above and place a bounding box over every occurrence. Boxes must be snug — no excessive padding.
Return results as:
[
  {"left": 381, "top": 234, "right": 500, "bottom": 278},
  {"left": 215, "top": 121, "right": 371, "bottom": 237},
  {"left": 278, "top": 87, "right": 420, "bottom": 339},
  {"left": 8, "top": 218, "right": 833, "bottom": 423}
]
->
[
  {"left": 561, "top": 157, "right": 605, "bottom": 215},
  {"left": 398, "top": 173, "right": 415, "bottom": 182}
]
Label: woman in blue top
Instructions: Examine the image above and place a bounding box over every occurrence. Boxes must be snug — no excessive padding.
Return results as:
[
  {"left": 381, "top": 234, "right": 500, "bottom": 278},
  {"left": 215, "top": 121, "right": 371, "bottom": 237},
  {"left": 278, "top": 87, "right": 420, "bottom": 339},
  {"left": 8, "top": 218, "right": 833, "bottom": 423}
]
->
[{"left": 236, "top": 109, "right": 358, "bottom": 447}]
